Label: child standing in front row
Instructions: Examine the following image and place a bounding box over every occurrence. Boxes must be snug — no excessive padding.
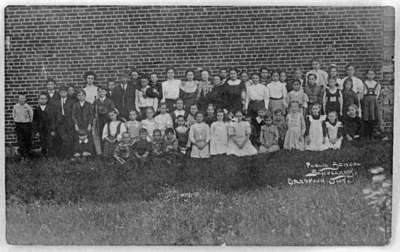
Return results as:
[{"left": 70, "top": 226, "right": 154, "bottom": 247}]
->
[
  {"left": 259, "top": 114, "right": 280, "bottom": 153},
  {"left": 286, "top": 79, "right": 309, "bottom": 115},
  {"left": 305, "top": 104, "right": 328, "bottom": 151},
  {"left": 343, "top": 104, "right": 362, "bottom": 143},
  {"left": 323, "top": 78, "right": 343, "bottom": 117},
  {"left": 154, "top": 102, "right": 173, "bottom": 135},
  {"left": 325, "top": 111, "right": 343, "bottom": 149},
  {"left": 113, "top": 132, "right": 134, "bottom": 164},
  {"left": 175, "top": 115, "right": 190, "bottom": 154},
  {"left": 283, "top": 101, "right": 305, "bottom": 151},
  {"left": 210, "top": 109, "right": 228, "bottom": 155},
  {"left": 102, "top": 110, "right": 127, "bottom": 161},
  {"left": 189, "top": 111, "right": 210, "bottom": 158},
  {"left": 273, "top": 109, "right": 287, "bottom": 149},
  {"left": 342, "top": 78, "right": 360, "bottom": 117},
  {"left": 227, "top": 110, "right": 257, "bottom": 157},
  {"left": 125, "top": 110, "right": 142, "bottom": 142}
]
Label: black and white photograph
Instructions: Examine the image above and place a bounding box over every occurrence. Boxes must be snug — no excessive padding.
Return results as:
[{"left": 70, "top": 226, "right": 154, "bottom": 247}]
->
[{"left": 3, "top": 2, "right": 396, "bottom": 246}]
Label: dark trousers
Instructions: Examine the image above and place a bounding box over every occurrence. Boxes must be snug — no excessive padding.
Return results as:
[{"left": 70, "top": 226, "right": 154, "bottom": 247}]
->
[
  {"left": 15, "top": 122, "right": 32, "bottom": 157},
  {"left": 56, "top": 119, "right": 74, "bottom": 158},
  {"left": 363, "top": 120, "right": 378, "bottom": 139},
  {"left": 38, "top": 128, "right": 50, "bottom": 157}
]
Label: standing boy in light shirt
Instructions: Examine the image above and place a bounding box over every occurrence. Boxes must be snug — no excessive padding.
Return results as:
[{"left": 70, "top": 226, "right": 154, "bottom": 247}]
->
[
  {"left": 306, "top": 58, "right": 329, "bottom": 88},
  {"left": 83, "top": 71, "right": 98, "bottom": 104},
  {"left": 13, "top": 93, "right": 34, "bottom": 159}
]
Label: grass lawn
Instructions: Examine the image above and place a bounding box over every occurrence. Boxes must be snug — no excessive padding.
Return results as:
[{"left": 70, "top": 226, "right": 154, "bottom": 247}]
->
[{"left": 5, "top": 140, "right": 392, "bottom": 245}]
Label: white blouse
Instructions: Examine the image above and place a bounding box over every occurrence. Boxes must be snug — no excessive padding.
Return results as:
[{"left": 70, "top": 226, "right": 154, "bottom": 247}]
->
[
  {"left": 83, "top": 85, "right": 98, "bottom": 104},
  {"left": 162, "top": 79, "right": 181, "bottom": 101},
  {"left": 102, "top": 121, "right": 127, "bottom": 141},
  {"left": 245, "top": 83, "right": 269, "bottom": 110},
  {"left": 267, "top": 81, "right": 287, "bottom": 100}
]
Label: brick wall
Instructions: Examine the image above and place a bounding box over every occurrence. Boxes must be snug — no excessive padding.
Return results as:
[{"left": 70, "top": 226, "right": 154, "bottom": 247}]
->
[{"left": 4, "top": 6, "right": 393, "bottom": 144}]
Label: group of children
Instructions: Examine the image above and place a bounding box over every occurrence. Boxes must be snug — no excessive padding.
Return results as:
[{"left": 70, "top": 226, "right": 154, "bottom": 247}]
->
[{"left": 12, "top": 59, "right": 387, "bottom": 163}]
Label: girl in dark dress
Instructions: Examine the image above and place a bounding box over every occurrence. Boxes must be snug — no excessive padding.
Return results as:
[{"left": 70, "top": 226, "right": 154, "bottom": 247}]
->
[
  {"left": 221, "top": 69, "right": 245, "bottom": 113},
  {"left": 323, "top": 78, "right": 343, "bottom": 117},
  {"left": 208, "top": 75, "right": 226, "bottom": 110}
]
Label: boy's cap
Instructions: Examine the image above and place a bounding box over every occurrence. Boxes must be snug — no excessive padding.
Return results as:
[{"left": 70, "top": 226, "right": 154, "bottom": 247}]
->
[{"left": 97, "top": 84, "right": 108, "bottom": 91}]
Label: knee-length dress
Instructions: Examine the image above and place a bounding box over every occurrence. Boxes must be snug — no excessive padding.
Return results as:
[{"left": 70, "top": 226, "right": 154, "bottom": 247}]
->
[
  {"left": 326, "top": 120, "right": 343, "bottom": 149},
  {"left": 259, "top": 124, "right": 280, "bottom": 153},
  {"left": 305, "top": 115, "right": 329, "bottom": 151},
  {"left": 189, "top": 122, "right": 210, "bottom": 158},
  {"left": 362, "top": 80, "right": 380, "bottom": 121},
  {"left": 227, "top": 121, "right": 257, "bottom": 156},
  {"left": 283, "top": 112, "right": 305, "bottom": 150},
  {"left": 324, "top": 88, "right": 341, "bottom": 115},
  {"left": 210, "top": 121, "right": 228, "bottom": 155}
]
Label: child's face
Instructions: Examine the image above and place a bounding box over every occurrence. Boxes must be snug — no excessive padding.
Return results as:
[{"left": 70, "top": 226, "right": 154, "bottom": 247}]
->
[
  {"left": 328, "top": 112, "right": 337, "bottom": 123},
  {"left": 77, "top": 92, "right": 86, "bottom": 102},
  {"left": 153, "top": 132, "right": 162, "bottom": 141},
  {"left": 146, "top": 109, "right": 154, "bottom": 119},
  {"left": 251, "top": 75, "right": 260, "bottom": 84},
  {"left": 47, "top": 81, "right": 55, "bottom": 90},
  {"left": 67, "top": 87, "right": 75, "bottom": 96},
  {"left": 167, "top": 132, "right": 175, "bottom": 139},
  {"left": 290, "top": 103, "right": 300, "bottom": 113},
  {"left": 330, "top": 67, "right": 337, "bottom": 77},
  {"left": 176, "top": 100, "right": 184, "bottom": 110},
  {"left": 274, "top": 112, "right": 282, "bottom": 120},
  {"left": 344, "top": 81, "right": 352, "bottom": 90},
  {"left": 257, "top": 110, "right": 266, "bottom": 118},
  {"left": 150, "top": 74, "right": 158, "bottom": 83},
  {"left": 347, "top": 66, "right": 355, "bottom": 76},
  {"left": 141, "top": 79, "right": 149, "bottom": 88},
  {"left": 295, "top": 70, "right": 302, "bottom": 79},
  {"left": 160, "top": 105, "right": 168, "bottom": 114},
  {"left": 367, "top": 71, "right": 375, "bottom": 80},
  {"left": 98, "top": 89, "right": 107, "bottom": 98},
  {"left": 312, "top": 61, "right": 320, "bottom": 70},
  {"left": 308, "top": 76, "right": 316, "bottom": 85},
  {"left": 220, "top": 70, "right": 227, "bottom": 79},
  {"left": 139, "top": 132, "right": 147, "bottom": 140},
  {"left": 177, "top": 117, "right": 185, "bottom": 126},
  {"left": 190, "top": 105, "right": 198, "bottom": 115},
  {"left": 109, "top": 112, "right": 117, "bottom": 121},
  {"left": 167, "top": 69, "right": 174, "bottom": 79},
  {"left": 86, "top": 75, "right": 95, "bottom": 85},
  {"left": 38, "top": 95, "right": 48, "bottom": 105},
  {"left": 131, "top": 71, "right": 139, "bottom": 79},
  {"left": 60, "top": 90, "right": 67, "bottom": 98},
  {"left": 229, "top": 71, "right": 238, "bottom": 80},
  {"left": 235, "top": 111, "right": 243, "bottom": 121},
  {"left": 18, "top": 95, "right": 26, "bottom": 105},
  {"left": 195, "top": 113, "right": 204, "bottom": 123},
  {"left": 108, "top": 81, "right": 115, "bottom": 90},
  {"left": 129, "top": 111, "right": 137, "bottom": 121},
  {"left": 213, "top": 76, "right": 221, "bottom": 86},
  {"left": 265, "top": 117, "right": 273, "bottom": 126},
  {"left": 216, "top": 112, "right": 224, "bottom": 121},
  {"left": 121, "top": 76, "right": 128, "bottom": 84},
  {"left": 207, "top": 105, "right": 214, "bottom": 115},
  {"left": 293, "top": 82, "right": 301, "bottom": 91},
  {"left": 311, "top": 105, "right": 320, "bottom": 115},
  {"left": 328, "top": 79, "right": 336, "bottom": 88},
  {"left": 280, "top": 72, "right": 287, "bottom": 82},
  {"left": 186, "top": 72, "right": 194, "bottom": 81},
  {"left": 201, "top": 71, "right": 209, "bottom": 81},
  {"left": 241, "top": 73, "right": 249, "bottom": 82},
  {"left": 348, "top": 107, "right": 357, "bottom": 117},
  {"left": 122, "top": 134, "right": 131, "bottom": 143},
  {"left": 261, "top": 69, "right": 269, "bottom": 79},
  {"left": 272, "top": 72, "right": 279, "bottom": 81}
]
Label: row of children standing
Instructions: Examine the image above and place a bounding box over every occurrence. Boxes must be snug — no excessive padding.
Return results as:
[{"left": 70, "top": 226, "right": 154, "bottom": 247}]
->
[{"left": 12, "top": 58, "right": 386, "bottom": 162}]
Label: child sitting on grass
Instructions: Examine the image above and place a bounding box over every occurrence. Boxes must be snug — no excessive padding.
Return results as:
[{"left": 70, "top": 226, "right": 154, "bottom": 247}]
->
[
  {"left": 164, "top": 128, "right": 178, "bottom": 153},
  {"left": 227, "top": 110, "right": 257, "bottom": 157},
  {"left": 72, "top": 129, "right": 92, "bottom": 163},
  {"left": 305, "top": 104, "right": 328, "bottom": 151},
  {"left": 102, "top": 109, "right": 126, "bottom": 162},
  {"left": 152, "top": 129, "right": 165, "bottom": 156},
  {"left": 325, "top": 111, "right": 343, "bottom": 149},
  {"left": 189, "top": 111, "right": 210, "bottom": 158},
  {"left": 141, "top": 107, "right": 159, "bottom": 140},
  {"left": 125, "top": 110, "right": 142, "bottom": 143},
  {"left": 210, "top": 109, "right": 228, "bottom": 156},
  {"left": 250, "top": 108, "right": 266, "bottom": 149},
  {"left": 284, "top": 101, "right": 305, "bottom": 151},
  {"left": 259, "top": 113, "right": 280, "bottom": 153},
  {"left": 132, "top": 128, "right": 152, "bottom": 167},
  {"left": 175, "top": 115, "right": 190, "bottom": 155},
  {"left": 273, "top": 109, "right": 287, "bottom": 149},
  {"left": 114, "top": 132, "right": 134, "bottom": 164},
  {"left": 343, "top": 104, "right": 362, "bottom": 143}
]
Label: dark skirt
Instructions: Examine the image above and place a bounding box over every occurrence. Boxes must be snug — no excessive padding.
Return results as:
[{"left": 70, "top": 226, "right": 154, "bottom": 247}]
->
[
  {"left": 248, "top": 100, "right": 265, "bottom": 119},
  {"left": 362, "top": 95, "right": 379, "bottom": 121}
]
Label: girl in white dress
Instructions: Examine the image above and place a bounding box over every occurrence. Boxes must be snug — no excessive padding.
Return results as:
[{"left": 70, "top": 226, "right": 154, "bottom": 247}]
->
[
  {"left": 305, "top": 104, "right": 329, "bottom": 151},
  {"left": 283, "top": 101, "right": 305, "bottom": 151},
  {"left": 227, "top": 110, "right": 257, "bottom": 157},
  {"left": 141, "top": 107, "right": 159, "bottom": 141},
  {"left": 154, "top": 102, "right": 173, "bottom": 135},
  {"left": 210, "top": 109, "right": 228, "bottom": 155},
  {"left": 325, "top": 111, "right": 343, "bottom": 149},
  {"left": 188, "top": 111, "right": 210, "bottom": 158}
]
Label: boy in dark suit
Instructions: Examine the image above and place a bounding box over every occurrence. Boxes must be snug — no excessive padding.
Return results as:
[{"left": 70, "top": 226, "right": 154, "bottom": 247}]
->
[
  {"left": 33, "top": 93, "right": 57, "bottom": 157},
  {"left": 113, "top": 71, "right": 136, "bottom": 121},
  {"left": 72, "top": 89, "right": 94, "bottom": 137},
  {"left": 45, "top": 78, "right": 60, "bottom": 107},
  {"left": 54, "top": 86, "right": 75, "bottom": 158}
]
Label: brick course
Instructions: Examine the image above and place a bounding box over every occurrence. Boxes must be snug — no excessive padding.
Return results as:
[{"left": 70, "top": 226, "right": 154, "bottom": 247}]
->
[{"left": 4, "top": 6, "right": 393, "bottom": 144}]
